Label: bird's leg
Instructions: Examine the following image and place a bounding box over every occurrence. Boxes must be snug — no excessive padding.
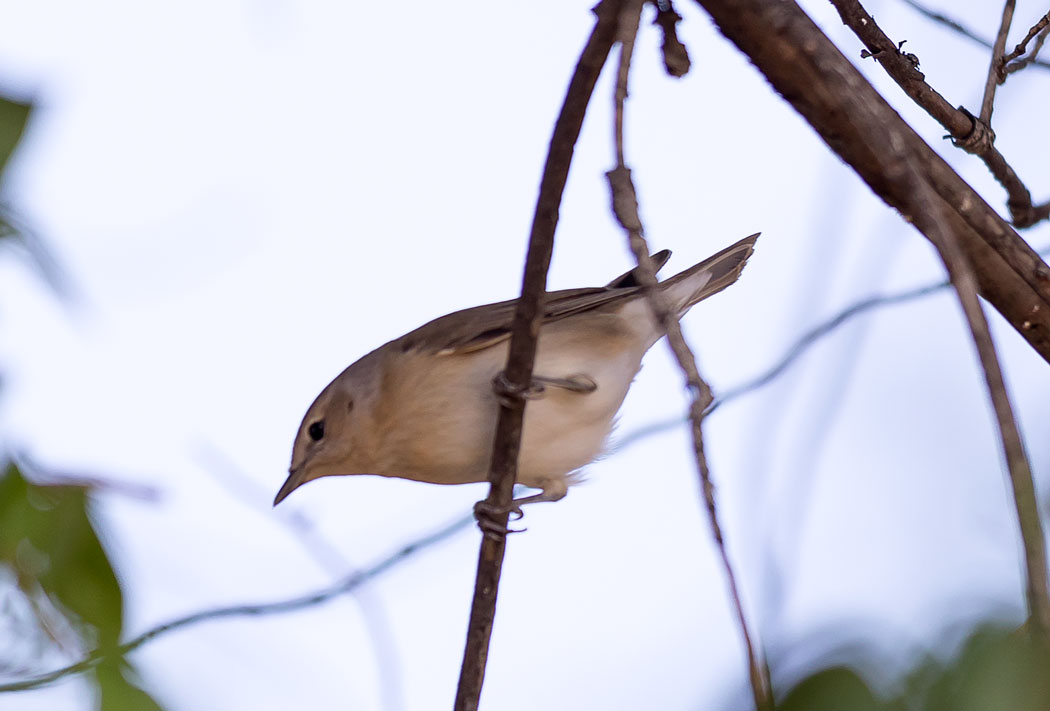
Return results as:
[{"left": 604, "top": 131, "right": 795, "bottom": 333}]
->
[
  {"left": 533, "top": 374, "right": 597, "bottom": 393},
  {"left": 492, "top": 372, "right": 596, "bottom": 408}
]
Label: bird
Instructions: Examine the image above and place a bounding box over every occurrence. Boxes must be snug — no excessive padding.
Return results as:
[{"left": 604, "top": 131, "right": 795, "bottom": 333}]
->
[{"left": 274, "top": 234, "right": 758, "bottom": 514}]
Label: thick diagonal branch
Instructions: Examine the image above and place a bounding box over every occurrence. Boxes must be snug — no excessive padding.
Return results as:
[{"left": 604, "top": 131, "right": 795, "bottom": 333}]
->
[{"left": 452, "top": 3, "right": 623, "bottom": 709}]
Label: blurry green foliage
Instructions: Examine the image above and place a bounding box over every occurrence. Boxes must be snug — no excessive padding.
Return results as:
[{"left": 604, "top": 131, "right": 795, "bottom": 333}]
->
[
  {"left": 0, "top": 95, "right": 30, "bottom": 243},
  {"left": 779, "top": 623, "right": 1050, "bottom": 710},
  {"left": 0, "top": 95, "right": 67, "bottom": 295},
  {"left": 1, "top": 91, "right": 160, "bottom": 708},
  {"left": 0, "top": 462, "right": 122, "bottom": 646},
  {"left": 0, "top": 463, "right": 163, "bottom": 709},
  {"left": 921, "top": 624, "right": 1050, "bottom": 711},
  {"left": 0, "top": 95, "right": 30, "bottom": 176},
  {"left": 780, "top": 666, "right": 893, "bottom": 711}
]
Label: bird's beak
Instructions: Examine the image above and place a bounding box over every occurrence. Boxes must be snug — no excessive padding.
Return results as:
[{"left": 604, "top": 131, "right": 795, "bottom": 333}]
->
[{"left": 273, "top": 467, "right": 303, "bottom": 506}]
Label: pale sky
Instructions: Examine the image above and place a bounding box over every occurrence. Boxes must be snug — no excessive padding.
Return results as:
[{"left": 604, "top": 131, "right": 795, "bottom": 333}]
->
[{"left": 2, "top": 1, "right": 1050, "bottom": 709}]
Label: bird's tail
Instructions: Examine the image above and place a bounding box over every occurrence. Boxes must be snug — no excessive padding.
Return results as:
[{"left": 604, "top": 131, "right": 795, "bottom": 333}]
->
[{"left": 660, "top": 233, "right": 759, "bottom": 315}]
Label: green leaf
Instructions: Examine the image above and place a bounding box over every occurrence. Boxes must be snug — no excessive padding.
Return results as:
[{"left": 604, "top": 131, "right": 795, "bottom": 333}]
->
[
  {"left": 0, "top": 95, "right": 31, "bottom": 178},
  {"left": 922, "top": 624, "right": 1050, "bottom": 711},
  {"left": 0, "top": 463, "right": 123, "bottom": 648},
  {"left": 780, "top": 667, "right": 889, "bottom": 711},
  {"left": 94, "top": 659, "right": 164, "bottom": 711}
]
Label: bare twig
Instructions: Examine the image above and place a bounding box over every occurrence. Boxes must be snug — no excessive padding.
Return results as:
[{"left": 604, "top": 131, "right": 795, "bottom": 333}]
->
[
  {"left": 606, "top": 2, "right": 771, "bottom": 708},
  {"left": 1001, "top": 10, "right": 1050, "bottom": 76},
  {"left": 896, "top": 0, "right": 1050, "bottom": 71},
  {"left": 452, "top": 3, "right": 623, "bottom": 709},
  {"left": 980, "top": 0, "right": 1016, "bottom": 123},
  {"left": 0, "top": 512, "right": 475, "bottom": 693},
  {"left": 830, "top": 0, "right": 1050, "bottom": 228}
]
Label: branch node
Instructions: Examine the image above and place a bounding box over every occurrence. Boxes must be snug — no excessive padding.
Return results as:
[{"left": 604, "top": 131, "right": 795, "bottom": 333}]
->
[
  {"left": 952, "top": 106, "right": 996, "bottom": 154},
  {"left": 607, "top": 166, "right": 644, "bottom": 233}
]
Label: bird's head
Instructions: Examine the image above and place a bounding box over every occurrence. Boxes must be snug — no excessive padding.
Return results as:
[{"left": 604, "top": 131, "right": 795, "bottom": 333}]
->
[{"left": 274, "top": 360, "right": 378, "bottom": 506}]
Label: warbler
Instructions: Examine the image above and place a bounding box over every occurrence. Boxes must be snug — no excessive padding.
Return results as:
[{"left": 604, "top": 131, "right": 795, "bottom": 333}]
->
[{"left": 274, "top": 235, "right": 757, "bottom": 509}]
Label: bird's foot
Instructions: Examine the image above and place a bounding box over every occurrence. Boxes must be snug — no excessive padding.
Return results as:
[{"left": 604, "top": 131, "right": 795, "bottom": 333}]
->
[
  {"left": 491, "top": 372, "right": 546, "bottom": 408},
  {"left": 473, "top": 499, "right": 526, "bottom": 540}
]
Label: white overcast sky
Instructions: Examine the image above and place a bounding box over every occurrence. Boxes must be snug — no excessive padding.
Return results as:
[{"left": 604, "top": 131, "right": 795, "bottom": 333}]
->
[{"left": 2, "top": 1, "right": 1050, "bottom": 709}]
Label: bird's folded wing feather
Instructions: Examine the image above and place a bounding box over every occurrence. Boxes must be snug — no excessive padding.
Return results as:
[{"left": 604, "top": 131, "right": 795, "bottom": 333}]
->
[
  {"left": 397, "top": 285, "right": 646, "bottom": 356},
  {"left": 395, "top": 235, "right": 756, "bottom": 357}
]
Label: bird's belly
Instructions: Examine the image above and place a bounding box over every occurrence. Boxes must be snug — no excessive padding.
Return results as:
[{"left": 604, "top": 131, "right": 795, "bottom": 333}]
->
[
  {"left": 380, "top": 312, "right": 647, "bottom": 487},
  {"left": 516, "top": 326, "right": 643, "bottom": 485}
]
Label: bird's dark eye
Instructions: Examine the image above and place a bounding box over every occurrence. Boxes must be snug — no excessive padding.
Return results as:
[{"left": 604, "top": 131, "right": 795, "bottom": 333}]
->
[{"left": 308, "top": 421, "right": 325, "bottom": 442}]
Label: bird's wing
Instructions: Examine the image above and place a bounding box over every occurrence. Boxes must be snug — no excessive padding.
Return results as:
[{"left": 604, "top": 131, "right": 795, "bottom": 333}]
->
[
  {"left": 395, "top": 284, "right": 645, "bottom": 356},
  {"left": 395, "top": 236, "right": 755, "bottom": 357}
]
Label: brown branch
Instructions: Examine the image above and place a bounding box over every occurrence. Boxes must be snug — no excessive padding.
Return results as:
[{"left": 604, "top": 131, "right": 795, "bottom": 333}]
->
[
  {"left": 1001, "top": 10, "right": 1050, "bottom": 76},
  {"left": 452, "top": 3, "right": 623, "bottom": 709},
  {"left": 830, "top": 0, "right": 1050, "bottom": 229},
  {"left": 606, "top": 3, "right": 772, "bottom": 708}
]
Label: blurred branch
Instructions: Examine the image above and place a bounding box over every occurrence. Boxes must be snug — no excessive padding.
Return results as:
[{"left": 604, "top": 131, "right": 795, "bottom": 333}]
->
[
  {"left": 606, "top": 2, "right": 771, "bottom": 708},
  {"left": 16, "top": 455, "right": 160, "bottom": 502},
  {"left": 453, "top": 3, "right": 622, "bottom": 709},
  {"left": 192, "top": 443, "right": 404, "bottom": 711},
  {"left": 0, "top": 511, "right": 475, "bottom": 693},
  {"left": 896, "top": 0, "right": 1050, "bottom": 72},
  {"left": 830, "top": 0, "right": 1050, "bottom": 228}
]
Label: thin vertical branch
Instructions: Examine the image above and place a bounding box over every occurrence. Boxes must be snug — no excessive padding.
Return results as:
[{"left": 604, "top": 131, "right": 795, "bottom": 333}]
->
[
  {"left": 452, "top": 3, "right": 623, "bottom": 709},
  {"left": 980, "top": 0, "right": 1016, "bottom": 123},
  {"left": 605, "top": 2, "right": 772, "bottom": 708}
]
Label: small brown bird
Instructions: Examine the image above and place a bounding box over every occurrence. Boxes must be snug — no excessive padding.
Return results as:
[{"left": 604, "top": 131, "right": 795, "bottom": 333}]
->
[{"left": 274, "top": 234, "right": 757, "bottom": 509}]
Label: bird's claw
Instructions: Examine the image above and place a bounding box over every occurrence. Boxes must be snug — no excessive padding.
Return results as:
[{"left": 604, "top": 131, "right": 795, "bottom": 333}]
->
[
  {"left": 491, "top": 371, "right": 546, "bottom": 408},
  {"left": 473, "top": 500, "right": 526, "bottom": 540}
]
